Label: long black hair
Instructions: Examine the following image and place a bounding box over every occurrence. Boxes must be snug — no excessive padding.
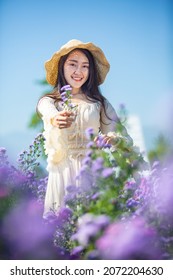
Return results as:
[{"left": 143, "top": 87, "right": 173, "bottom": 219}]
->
[{"left": 38, "top": 48, "right": 111, "bottom": 122}]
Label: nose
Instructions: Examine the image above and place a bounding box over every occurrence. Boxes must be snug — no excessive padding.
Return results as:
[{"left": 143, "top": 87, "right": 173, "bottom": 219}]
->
[{"left": 74, "top": 66, "right": 82, "bottom": 74}]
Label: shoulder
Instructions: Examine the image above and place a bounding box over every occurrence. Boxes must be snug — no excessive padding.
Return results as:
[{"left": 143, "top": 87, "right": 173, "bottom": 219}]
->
[
  {"left": 101, "top": 98, "right": 115, "bottom": 112},
  {"left": 101, "top": 98, "right": 119, "bottom": 121},
  {"left": 37, "top": 96, "right": 59, "bottom": 117},
  {"left": 103, "top": 98, "right": 112, "bottom": 106},
  {"left": 38, "top": 96, "right": 59, "bottom": 108},
  {"left": 38, "top": 96, "right": 55, "bottom": 104}
]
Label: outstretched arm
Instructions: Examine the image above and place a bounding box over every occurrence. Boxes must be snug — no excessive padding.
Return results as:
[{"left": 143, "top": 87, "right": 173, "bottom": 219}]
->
[
  {"left": 38, "top": 97, "right": 74, "bottom": 129},
  {"left": 99, "top": 100, "right": 133, "bottom": 149}
]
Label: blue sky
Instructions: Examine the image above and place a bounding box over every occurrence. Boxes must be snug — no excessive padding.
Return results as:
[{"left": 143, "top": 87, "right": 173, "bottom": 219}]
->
[{"left": 0, "top": 0, "right": 172, "bottom": 159}]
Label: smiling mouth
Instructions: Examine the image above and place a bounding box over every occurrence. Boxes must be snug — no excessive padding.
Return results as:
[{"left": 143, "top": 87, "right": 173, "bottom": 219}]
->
[{"left": 72, "top": 76, "right": 83, "bottom": 81}]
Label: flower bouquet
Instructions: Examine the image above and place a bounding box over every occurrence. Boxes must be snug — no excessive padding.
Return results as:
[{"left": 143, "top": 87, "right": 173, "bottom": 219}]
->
[{"left": 60, "top": 85, "right": 78, "bottom": 114}]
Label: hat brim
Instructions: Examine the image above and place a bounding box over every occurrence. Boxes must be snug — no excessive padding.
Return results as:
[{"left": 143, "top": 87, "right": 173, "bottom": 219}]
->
[{"left": 45, "top": 40, "right": 110, "bottom": 86}]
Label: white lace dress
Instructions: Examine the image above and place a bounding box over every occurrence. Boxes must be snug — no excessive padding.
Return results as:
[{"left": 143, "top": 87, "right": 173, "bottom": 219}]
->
[{"left": 38, "top": 97, "right": 127, "bottom": 215}]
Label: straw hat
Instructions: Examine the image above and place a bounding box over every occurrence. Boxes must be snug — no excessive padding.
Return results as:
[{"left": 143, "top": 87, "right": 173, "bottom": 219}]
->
[{"left": 45, "top": 39, "right": 110, "bottom": 86}]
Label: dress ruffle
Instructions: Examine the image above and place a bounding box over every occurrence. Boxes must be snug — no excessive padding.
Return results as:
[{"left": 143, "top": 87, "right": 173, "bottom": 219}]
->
[{"left": 42, "top": 118, "right": 68, "bottom": 169}]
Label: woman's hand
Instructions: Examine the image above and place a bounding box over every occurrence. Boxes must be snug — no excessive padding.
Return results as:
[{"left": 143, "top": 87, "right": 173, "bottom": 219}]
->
[
  {"left": 94, "top": 134, "right": 121, "bottom": 146},
  {"left": 51, "top": 110, "right": 75, "bottom": 129}
]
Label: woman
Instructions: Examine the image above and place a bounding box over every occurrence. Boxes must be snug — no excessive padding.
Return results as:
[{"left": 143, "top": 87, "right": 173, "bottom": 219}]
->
[{"left": 37, "top": 39, "right": 133, "bottom": 216}]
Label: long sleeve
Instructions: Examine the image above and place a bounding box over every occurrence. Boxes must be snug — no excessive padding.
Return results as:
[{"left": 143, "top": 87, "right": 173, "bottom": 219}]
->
[
  {"left": 100, "top": 99, "right": 133, "bottom": 151},
  {"left": 100, "top": 99, "right": 119, "bottom": 134},
  {"left": 37, "top": 97, "right": 67, "bottom": 168},
  {"left": 37, "top": 97, "right": 59, "bottom": 123}
]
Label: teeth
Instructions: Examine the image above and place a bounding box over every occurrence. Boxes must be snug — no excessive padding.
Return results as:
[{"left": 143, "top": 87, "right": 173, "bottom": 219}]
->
[{"left": 72, "top": 77, "right": 82, "bottom": 81}]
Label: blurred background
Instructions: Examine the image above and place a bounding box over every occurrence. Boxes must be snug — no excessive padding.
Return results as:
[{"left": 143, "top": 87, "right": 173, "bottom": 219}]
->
[{"left": 0, "top": 0, "right": 172, "bottom": 163}]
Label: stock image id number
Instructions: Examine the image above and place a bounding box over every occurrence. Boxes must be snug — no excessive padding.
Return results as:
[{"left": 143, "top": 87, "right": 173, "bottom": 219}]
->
[{"left": 103, "top": 266, "right": 163, "bottom": 276}]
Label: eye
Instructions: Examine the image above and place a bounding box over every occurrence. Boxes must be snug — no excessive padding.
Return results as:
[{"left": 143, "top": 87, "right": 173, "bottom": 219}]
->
[{"left": 70, "top": 63, "right": 76, "bottom": 67}]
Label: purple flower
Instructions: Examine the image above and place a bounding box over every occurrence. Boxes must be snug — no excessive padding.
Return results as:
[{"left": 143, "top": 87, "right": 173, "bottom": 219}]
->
[
  {"left": 101, "top": 167, "right": 114, "bottom": 178},
  {"left": 85, "top": 127, "right": 94, "bottom": 140},
  {"left": 71, "top": 246, "right": 84, "bottom": 256},
  {"left": 126, "top": 197, "right": 139, "bottom": 208},
  {"left": 72, "top": 214, "right": 110, "bottom": 247},
  {"left": 1, "top": 199, "right": 57, "bottom": 258},
  {"left": 60, "top": 91, "right": 67, "bottom": 97},
  {"left": 94, "top": 215, "right": 110, "bottom": 228},
  {"left": 96, "top": 217, "right": 162, "bottom": 259},
  {"left": 86, "top": 150, "right": 92, "bottom": 157},
  {"left": 119, "top": 103, "right": 126, "bottom": 110},
  {"left": 95, "top": 135, "right": 104, "bottom": 147},
  {"left": 78, "top": 171, "right": 93, "bottom": 193},
  {"left": 0, "top": 186, "right": 10, "bottom": 198},
  {"left": 82, "top": 156, "right": 91, "bottom": 166},
  {"left": 71, "top": 223, "right": 100, "bottom": 246},
  {"left": 60, "top": 85, "right": 77, "bottom": 112},
  {"left": 66, "top": 185, "right": 78, "bottom": 193},
  {"left": 124, "top": 179, "right": 136, "bottom": 190},
  {"left": 61, "top": 85, "right": 72, "bottom": 91},
  {"left": 0, "top": 147, "right": 8, "bottom": 166},
  {"left": 86, "top": 141, "right": 94, "bottom": 148},
  {"left": 64, "top": 192, "right": 77, "bottom": 204},
  {"left": 0, "top": 147, "right": 6, "bottom": 154},
  {"left": 61, "top": 97, "right": 68, "bottom": 102},
  {"left": 77, "top": 165, "right": 87, "bottom": 176},
  {"left": 151, "top": 162, "right": 173, "bottom": 218},
  {"left": 92, "top": 157, "right": 104, "bottom": 172},
  {"left": 86, "top": 250, "right": 100, "bottom": 260},
  {"left": 152, "top": 161, "right": 160, "bottom": 169},
  {"left": 95, "top": 135, "right": 111, "bottom": 148},
  {"left": 91, "top": 192, "right": 100, "bottom": 200},
  {"left": 58, "top": 207, "right": 73, "bottom": 221}
]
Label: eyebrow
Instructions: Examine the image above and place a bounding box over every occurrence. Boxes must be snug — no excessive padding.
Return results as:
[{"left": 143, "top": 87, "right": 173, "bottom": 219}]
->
[{"left": 67, "top": 59, "right": 89, "bottom": 64}]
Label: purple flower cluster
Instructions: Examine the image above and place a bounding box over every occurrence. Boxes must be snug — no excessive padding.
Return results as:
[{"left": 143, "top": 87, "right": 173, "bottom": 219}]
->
[
  {"left": 96, "top": 217, "right": 162, "bottom": 260},
  {"left": 137, "top": 161, "right": 173, "bottom": 223},
  {"left": 1, "top": 198, "right": 62, "bottom": 259},
  {"left": 64, "top": 184, "right": 81, "bottom": 206},
  {"left": 36, "top": 176, "right": 48, "bottom": 203},
  {"left": 85, "top": 127, "right": 94, "bottom": 140},
  {"left": 53, "top": 207, "right": 75, "bottom": 254},
  {"left": 65, "top": 155, "right": 115, "bottom": 213},
  {"left": 95, "top": 134, "right": 111, "bottom": 149},
  {"left": 0, "top": 142, "right": 70, "bottom": 259},
  {"left": 1, "top": 119, "right": 173, "bottom": 260},
  {"left": 0, "top": 147, "right": 8, "bottom": 166},
  {"left": 0, "top": 133, "right": 47, "bottom": 216},
  {"left": 60, "top": 85, "right": 77, "bottom": 111},
  {"left": 85, "top": 128, "right": 111, "bottom": 149},
  {"left": 79, "top": 154, "right": 114, "bottom": 181},
  {"left": 0, "top": 148, "right": 29, "bottom": 198},
  {"left": 71, "top": 213, "right": 110, "bottom": 253},
  {"left": 17, "top": 133, "right": 44, "bottom": 174},
  {"left": 125, "top": 177, "right": 149, "bottom": 209}
]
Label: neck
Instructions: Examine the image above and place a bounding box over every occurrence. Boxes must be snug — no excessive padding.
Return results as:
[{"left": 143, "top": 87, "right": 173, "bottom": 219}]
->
[{"left": 71, "top": 88, "right": 82, "bottom": 95}]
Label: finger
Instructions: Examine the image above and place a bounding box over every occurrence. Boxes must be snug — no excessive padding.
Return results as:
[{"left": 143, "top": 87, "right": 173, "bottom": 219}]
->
[
  {"left": 101, "top": 136, "right": 111, "bottom": 144},
  {"left": 55, "top": 116, "right": 68, "bottom": 121},
  {"left": 58, "top": 123, "right": 71, "bottom": 129},
  {"left": 56, "top": 115, "right": 75, "bottom": 122},
  {"left": 60, "top": 117, "right": 74, "bottom": 124},
  {"left": 94, "top": 134, "right": 106, "bottom": 142},
  {"left": 60, "top": 110, "right": 74, "bottom": 117},
  {"left": 57, "top": 120, "right": 73, "bottom": 128},
  {"left": 104, "top": 137, "right": 112, "bottom": 144},
  {"left": 65, "top": 111, "right": 75, "bottom": 117},
  {"left": 57, "top": 121, "right": 68, "bottom": 126}
]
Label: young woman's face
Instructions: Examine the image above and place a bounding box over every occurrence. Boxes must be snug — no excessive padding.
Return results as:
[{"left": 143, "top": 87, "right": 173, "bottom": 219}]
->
[{"left": 63, "top": 50, "right": 89, "bottom": 93}]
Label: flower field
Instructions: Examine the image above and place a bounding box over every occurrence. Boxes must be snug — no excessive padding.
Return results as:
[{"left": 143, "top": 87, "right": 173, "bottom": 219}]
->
[{"left": 0, "top": 129, "right": 173, "bottom": 260}]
